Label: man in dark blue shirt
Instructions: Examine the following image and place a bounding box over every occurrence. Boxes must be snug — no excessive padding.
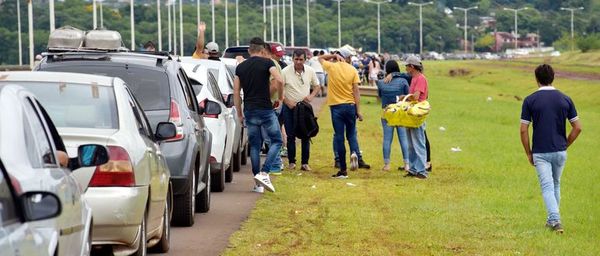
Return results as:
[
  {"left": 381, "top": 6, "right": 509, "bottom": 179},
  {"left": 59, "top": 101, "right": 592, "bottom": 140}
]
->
[{"left": 519, "top": 64, "right": 582, "bottom": 234}]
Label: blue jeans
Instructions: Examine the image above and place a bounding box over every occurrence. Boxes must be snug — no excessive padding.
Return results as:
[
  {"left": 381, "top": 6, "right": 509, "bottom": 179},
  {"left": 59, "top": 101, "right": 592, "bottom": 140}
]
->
[
  {"left": 261, "top": 124, "right": 282, "bottom": 171},
  {"left": 406, "top": 123, "right": 427, "bottom": 176},
  {"left": 533, "top": 151, "right": 567, "bottom": 224},
  {"left": 330, "top": 104, "right": 358, "bottom": 171},
  {"left": 282, "top": 105, "right": 310, "bottom": 164},
  {"left": 245, "top": 109, "right": 282, "bottom": 175},
  {"left": 381, "top": 119, "right": 409, "bottom": 165}
]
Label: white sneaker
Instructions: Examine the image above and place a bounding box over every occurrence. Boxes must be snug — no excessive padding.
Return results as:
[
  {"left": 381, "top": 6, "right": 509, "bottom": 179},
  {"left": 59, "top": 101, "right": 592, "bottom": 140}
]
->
[
  {"left": 252, "top": 185, "right": 264, "bottom": 193},
  {"left": 254, "top": 172, "right": 275, "bottom": 192},
  {"left": 350, "top": 152, "right": 358, "bottom": 171}
]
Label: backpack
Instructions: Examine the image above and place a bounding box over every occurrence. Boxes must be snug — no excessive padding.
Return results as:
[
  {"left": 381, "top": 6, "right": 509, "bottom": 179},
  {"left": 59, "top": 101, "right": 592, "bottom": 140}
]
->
[{"left": 294, "top": 101, "right": 319, "bottom": 139}]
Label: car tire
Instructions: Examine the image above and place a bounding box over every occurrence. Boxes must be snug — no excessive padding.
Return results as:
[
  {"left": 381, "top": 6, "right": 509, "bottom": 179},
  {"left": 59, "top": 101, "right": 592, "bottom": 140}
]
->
[
  {"left": 241, "top": 143, "right": 248, "bottom": 165},
  {"left": 195, "top": 165, "right": 211, "bottom": 213},
  {"left": 211, "top": 164, "right": 225, "bottom": 193},
  {"left": 172, "top": 169, "right": 195, "bottom": 227},
  {"left": 232, "top": 147, "right": 242, "bottom": 172},
  {"left": 149, "top": 187, "right": 171, "bottom": 253},
  {"left": 132, "top": 211, "right": 147, "bottom": 256},
  {"left": 225, "top": 155, "right": 234, "bottom": 183}
]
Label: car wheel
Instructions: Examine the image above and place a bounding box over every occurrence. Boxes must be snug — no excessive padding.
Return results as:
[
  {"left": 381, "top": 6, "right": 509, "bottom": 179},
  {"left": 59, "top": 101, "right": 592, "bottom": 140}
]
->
[
  {"left": 232, "top": 147, "right": 242, "bottom": 172},
  {"left": 172, "top": 169, "right": 195, "bottom": 227},
  {"left": 195, "top": 165, "right": 211, "bottom": 213},
  {"left": 211, "top": 164, "right": 225, "bottom": 193},
  {"left": 149, "top": 187, "right": 171, "bottom": 253},
  {"left": 225, "top": 155, "right": 234, "bottom": 183},
  {"left": 132, "top": 211, "right": 147, "bottom": 256},
  {"left": 241, "top": 143, "right": 248, "bottom": 165}
]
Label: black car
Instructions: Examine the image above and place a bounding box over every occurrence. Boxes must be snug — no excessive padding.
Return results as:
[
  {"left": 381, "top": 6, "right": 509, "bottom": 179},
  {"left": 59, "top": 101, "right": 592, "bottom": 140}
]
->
[{"left": 36, "top": 51, "right": 214, "bottom": 227}]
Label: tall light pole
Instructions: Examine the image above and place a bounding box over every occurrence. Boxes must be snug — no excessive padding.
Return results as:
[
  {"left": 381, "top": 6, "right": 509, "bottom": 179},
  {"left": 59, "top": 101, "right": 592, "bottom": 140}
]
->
[
  {"left": 290, "top": 0, "right": 295, "bottom": 46},
  {"left": 157, "top": 0, "right": 162, "bottom": 50},
  {"left": 172, "top": 0, "right": 177, "bottom": 54},
  {"left": 179, "top": 0, "right": 183, "bottom": 56},
  {"left": 28, "top": 0, "right": 33, "bottom": 69},
  {"left": 100, "top": 0, "right": 104, "bottom": 28},
  {"left": 333, "top": 0, "right": 342, "bottom": 48},
  {"left": 283, "top": 0, "right": 287, "bottom": 45},
  {"left": 453, "top": 5, "right": 477, "bottom": 53},
  {"left": 197, "top": 0, "right": 200, "bottom": 37},
  {"left": 93, "top": 0, "right": 97, "bottom": 29},
  {"left": 49, "top": 0, "right": 55, "bottom": 32},
  {"left": 560, "top": 6, "right": 584, "bottom": 51},
  {"left": 270, "top": 0, "right": 274, "bottom": 41},
  {"left": 366, "top": 0, "right": 391, "bottom": 54},
  {"left": 236, "top": 0, "right": 239, "bottom": 45},
  {"left": 306, "top": 0, "right": 310, "bottom": 47},
  {"left": 211, "top": 0, "right": 215, "bottom": 42},
  {"left": 263, "top": 0, "right": 267, "bottom": 39},
  {"left": 130, "top": 0, "right": 135, "bottom": 50},
  {"left": 277, "top": 0, "right": 280, "bottom": 42},
  {"left": 503, "top": 7, "right": 528, "bottom": 49},
  {"left": 17, "top": 0, "right": 23, "bottom": 65},
  {"left": 225, "top": 0, "right": 229, "bottom": 48},
  {"left": 168, "top": 1, "right": 172, "bottom": 51},
  {"left": 408, "top": 1, "right": 433, "bottom": 55}
]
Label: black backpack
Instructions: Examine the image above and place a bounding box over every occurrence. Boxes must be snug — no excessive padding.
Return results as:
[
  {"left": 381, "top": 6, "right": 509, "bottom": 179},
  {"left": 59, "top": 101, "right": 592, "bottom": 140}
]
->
[{"left": 294, "top": 101, "right": 319, "bottom": 139}]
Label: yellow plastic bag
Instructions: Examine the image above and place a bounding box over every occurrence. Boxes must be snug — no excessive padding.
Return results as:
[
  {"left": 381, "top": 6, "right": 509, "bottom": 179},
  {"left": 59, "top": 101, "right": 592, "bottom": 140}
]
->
[{"left": 382, "top": 94, "right": 430, "bottom": 128}]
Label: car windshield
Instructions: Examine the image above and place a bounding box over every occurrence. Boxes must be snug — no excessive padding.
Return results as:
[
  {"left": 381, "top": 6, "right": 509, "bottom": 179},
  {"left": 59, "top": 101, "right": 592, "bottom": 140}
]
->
[
  {"left": 43, "top": 65, "right": 171, "bottom": 111},
  {"left": 223, "top": 48, "right": 250, "bottom": 59},
  {"left": 17, "top": 82, "right": 119, "bottom": 129}
]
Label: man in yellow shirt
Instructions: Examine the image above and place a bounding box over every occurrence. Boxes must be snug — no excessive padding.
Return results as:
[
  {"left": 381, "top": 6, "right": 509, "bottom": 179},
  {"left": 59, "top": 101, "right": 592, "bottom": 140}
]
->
[
  {"left": 319, "top": 48, "right": 364, "bottom": 178},
  {"left": 191, "top": 22, "right": 219, "bottom": 61}
]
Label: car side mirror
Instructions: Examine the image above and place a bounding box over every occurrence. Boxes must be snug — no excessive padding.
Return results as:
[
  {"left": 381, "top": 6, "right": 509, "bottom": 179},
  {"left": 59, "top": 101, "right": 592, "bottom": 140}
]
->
[
  {"left": 155, "top": 122, "right": 177, "bottom": 141},
  {"left": 76, "top": 144, "right": 109, "bottom": 168},
  {"left": 204, "top": 100, "right": 222, "bottom": 115},
  {"left": 225, "top": 94, "right": 234, "bottom": 108},
  {"left": 20, "top": 191, "right": 62, "bottom": 222}
]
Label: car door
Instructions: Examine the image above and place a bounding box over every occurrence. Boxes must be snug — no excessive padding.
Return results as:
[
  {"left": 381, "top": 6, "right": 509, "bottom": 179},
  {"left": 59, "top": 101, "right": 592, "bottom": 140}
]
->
[
  {"left": 21, "top": 96, "right": 83, "bottom": 256},
  {"left": 207, "top": 72, "right": 234, "bottom": 164}
]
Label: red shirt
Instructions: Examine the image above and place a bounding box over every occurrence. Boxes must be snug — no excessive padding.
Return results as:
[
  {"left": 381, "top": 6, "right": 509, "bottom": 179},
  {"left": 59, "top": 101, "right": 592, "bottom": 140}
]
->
[{"left": 409, "top": 73, "right": 428, "bottom": 102}]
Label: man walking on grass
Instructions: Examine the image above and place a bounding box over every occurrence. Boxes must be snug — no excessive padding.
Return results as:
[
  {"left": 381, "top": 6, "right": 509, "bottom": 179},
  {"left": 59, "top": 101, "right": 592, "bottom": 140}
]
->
[
  {"left": 281, "top": 49, "right": 321, "bottom": 171},
  {"left": 520, "top": 64, "right": 582, "bottom": 233},
  {"left": 319, "top": 48, "right": 363, "bottom": 179},
  {"left": 234, "top": 37, "right": 284, "bottom": 193}
]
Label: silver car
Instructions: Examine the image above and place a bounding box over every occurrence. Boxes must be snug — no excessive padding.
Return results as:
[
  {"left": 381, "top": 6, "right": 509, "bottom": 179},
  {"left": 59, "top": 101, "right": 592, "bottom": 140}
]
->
[
  {"left": 0, "top": 72, "right": 177, "bottom": 255},
  {"left": 0, "top": 83, "right": 109, "bottom": 256}
]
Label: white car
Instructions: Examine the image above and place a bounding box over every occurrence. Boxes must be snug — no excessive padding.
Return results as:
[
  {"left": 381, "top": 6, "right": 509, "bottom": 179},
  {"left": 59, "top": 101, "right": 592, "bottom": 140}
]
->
[
  {"left": 182, "top": 63, "right": 236, "bottom": 184},
  {"left": 181, "top": 58, "right": 248, "bottom": 173},
  {"left": 0, "top": 72, "right": 176, "bottom": 255},
  {"left": 0, "top": 83, "right": 109, "bottom": 256}
]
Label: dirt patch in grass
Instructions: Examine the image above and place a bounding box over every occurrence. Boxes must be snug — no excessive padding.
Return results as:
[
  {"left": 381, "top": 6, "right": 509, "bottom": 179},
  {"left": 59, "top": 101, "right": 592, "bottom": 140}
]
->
[
  {"left": 449, "top": 68, "right": 472, "bottom": 77},
  {"left": 481, "top": 61, "right": 600, "bottom": 81}
]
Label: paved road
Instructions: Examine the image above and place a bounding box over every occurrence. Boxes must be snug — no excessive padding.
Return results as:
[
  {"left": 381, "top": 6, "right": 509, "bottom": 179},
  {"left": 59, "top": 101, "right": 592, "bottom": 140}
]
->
[{"left": 159, "top": 96, "right": 326, "bottom": 256}]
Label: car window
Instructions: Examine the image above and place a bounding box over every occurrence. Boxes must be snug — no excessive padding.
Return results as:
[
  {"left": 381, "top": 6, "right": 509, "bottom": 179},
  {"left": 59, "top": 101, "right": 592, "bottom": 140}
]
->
[
  {"left": 22, "top": 98, "right": 57, "bottom": 168},
  {"left": 125, "top": 88, "right": 152, "bottom": 137},
  {"left": 0, "top": 163, "right": 19, "bottom": 227},
  {"left": 42, "top": 65, "right": 171, "bottom": 111},
  {"left": 208, "top": 73, "right": 225, "bottom": 103},
  {"left": 189, "top": 78, "right": 203, "bottom": 97},
  {"left": 176, "top": 70, "right": 194, "bottom": 111},
  {"left": 21, "top": 81, "right": 119, "bottom": 129},
  {"left": 223, "top": 48, "right": 250, "bottom": 59}
]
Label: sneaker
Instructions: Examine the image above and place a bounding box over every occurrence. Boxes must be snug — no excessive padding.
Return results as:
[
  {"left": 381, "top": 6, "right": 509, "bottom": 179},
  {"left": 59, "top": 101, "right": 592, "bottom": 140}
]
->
[
  {"left": 288, "top": 163, "right": 296, "bottom": 170},
  {"left": 254, "top": 172, "right": 275, "bottom": 192},
  {"left": 334, "top": 161, "right": 340, "bottom": 168},
  {"left": 301, "top": 164, "right": 312, "bottom": 171},
  {"left": 546, "top": 222, "right": 564, "bottom": 234},
  {"left": 415, "top": 173, "right": 428, "bottom": 179},
  {"left": 426, "top": 163, "right": 432, "bottom": 172},
  {"left": 252, "top": 185, "right": 264, "bottom": 193},
  {"left": 382, "top": 164, "right": 390, "bottom": 171},
  {"left": 403, "top": 172, "right": 416, "bottom": 178},
  {"left": 350, "top": 153, "right": 358, "bottom": 171},
  {"left": 358, "top": 159, "right": 371, "bottom": 169},
  {"left": 332, "top": 171, "right": 348, "bottom": 179}
]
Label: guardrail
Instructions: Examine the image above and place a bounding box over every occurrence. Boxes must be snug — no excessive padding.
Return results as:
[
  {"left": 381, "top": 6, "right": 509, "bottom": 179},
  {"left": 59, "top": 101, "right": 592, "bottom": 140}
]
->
[{"left": 0, "top": 65, "right": 31, "bottom": 71}]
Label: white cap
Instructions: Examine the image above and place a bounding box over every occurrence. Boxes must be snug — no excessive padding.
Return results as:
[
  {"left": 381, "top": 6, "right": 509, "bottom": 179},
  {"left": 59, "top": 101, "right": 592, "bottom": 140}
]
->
[
  {"left": 338, "top": 47, "right": 353, "bottom": 59},
  {"left": 206, "top": 41, "right": 219, "bottom": 53},
  {"left": 404, "top": 55, "right": 422, "bottom": 66}
]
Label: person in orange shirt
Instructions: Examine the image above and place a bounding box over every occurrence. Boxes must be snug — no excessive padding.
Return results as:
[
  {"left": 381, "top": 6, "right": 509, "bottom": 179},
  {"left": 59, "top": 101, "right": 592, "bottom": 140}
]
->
[{"left": 191, "top": 22, "right": 220, "bottom": 61}]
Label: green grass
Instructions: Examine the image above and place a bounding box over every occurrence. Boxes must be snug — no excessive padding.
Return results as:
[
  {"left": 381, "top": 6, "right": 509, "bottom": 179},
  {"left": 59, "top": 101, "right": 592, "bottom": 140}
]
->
[
  {"left": 487, "top": 50, "right": 600, "bottom": 75},
  {"left": 223, "top": 60, "right": 600, "bottom": 255}
]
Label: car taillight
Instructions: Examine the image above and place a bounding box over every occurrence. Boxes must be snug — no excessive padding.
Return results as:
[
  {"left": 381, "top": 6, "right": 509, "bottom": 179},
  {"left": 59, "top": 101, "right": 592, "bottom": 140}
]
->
[
  {"left": 167, "top": 98, "right": 185, "bottom": 141},
  {"left": 89, "top": 146, "right": 135, "bottom": 187},
  {"left": 199, "top": 100, "right": 218, "bottom": 119}
]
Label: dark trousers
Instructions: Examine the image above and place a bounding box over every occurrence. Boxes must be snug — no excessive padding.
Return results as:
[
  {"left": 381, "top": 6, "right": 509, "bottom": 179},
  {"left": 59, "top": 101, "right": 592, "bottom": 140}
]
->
[{"left": 282, "top": 105, "right": 310, "bottom": 165}]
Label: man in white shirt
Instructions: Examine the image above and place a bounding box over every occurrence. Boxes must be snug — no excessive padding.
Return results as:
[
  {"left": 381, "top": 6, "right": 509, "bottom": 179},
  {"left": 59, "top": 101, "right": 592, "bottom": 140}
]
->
[
  {"left": 281, "top": 49, "right": 321, "bottom": 171},
  {"left": 308, "top": 50, "right": 326, "bottom": 97}
]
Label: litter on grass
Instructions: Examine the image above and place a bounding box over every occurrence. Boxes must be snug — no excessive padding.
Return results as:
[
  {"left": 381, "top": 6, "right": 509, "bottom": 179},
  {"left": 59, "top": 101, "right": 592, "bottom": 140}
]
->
[
  {"left": 451, "top": 147, "right": 462, "bottom": 152},
  {"left": 297, "top": 173, "right": 303, "bottom": 176},
  {"left": 346, "top": 183, "right": 357, "bottom": 187},
  {"left": 439, "top": 126, "right": 446, "bottom": 131},
  {"left": 487, "top": 96, "right": 493, "bottom": 101},
  {"left": 311, "top": 185, "right": 316, "bottom": 189}
]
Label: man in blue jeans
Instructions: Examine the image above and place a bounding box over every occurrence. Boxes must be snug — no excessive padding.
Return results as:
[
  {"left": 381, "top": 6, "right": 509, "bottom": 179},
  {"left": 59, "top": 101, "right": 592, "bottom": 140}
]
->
[
  {"left": 234, "top": 37, "right": 284, "bottom": 193},
  {"left": 520, "top": 64, "right": 582, "bottom": 233}
]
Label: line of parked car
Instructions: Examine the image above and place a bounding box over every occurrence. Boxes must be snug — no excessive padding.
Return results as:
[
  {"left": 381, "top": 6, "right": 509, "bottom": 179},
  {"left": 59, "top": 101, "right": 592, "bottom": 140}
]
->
[{"left": 0, "top": 26, "right": 248, "bottom": 256}]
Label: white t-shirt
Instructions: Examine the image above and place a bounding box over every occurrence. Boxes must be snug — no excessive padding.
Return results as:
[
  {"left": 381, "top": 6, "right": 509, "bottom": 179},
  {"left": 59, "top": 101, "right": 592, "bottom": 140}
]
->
[
  {"left": 281, "top": 65, "right": 320, "bottom": 103},
  {"left": 307, "top": 56, "right": 324, "bottom": 73}
]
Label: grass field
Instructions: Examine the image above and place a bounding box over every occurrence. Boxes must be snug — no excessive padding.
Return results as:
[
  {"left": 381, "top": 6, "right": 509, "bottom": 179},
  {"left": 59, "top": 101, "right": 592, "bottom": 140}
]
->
[{"left": 223, "top": 59, "right": 600, "bottom": 255}]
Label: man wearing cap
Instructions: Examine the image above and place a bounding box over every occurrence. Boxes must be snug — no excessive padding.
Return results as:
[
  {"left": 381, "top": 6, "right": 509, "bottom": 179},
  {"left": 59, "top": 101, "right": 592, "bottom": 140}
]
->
[
  {"left": 319, "top": 47, "right": 364, "bottom": 179},
  {"left": 234, "top": 37, "right": 284, "bottom": 193},
  {"left": 192, "top": 22, "right": 220, "bottom": 61}
]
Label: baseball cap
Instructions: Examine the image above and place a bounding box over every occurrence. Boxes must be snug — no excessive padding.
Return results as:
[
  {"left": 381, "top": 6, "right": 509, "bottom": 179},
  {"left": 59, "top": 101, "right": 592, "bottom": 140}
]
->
[
  {"left": 206, "top": 41, "right": 219, "bottom": 53},
  {"left": 270, "top": 44, "right": 285, "bottom": 57},
  {"left": 337, "top": 47, "right": 353, "bottom": 59},
  {"left": 404, "top": 55, "right": 422, "bottom": 66}
]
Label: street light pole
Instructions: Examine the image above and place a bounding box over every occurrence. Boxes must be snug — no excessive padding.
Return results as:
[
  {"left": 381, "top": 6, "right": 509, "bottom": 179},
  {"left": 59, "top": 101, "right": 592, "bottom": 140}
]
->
[
  {"left": 270, "top": 0, "right": 274, "bottom": 41},
  {"left": 408, "top": 1, "right": 433, "bottom": 55},
  {"left": 263, "top": 0, "right": 267, "bottom": 39},
  {"left": 236, "top": 0, "right": 239, "bottom": 46},
  {"left": 277, "top": 0, "right": 280, "bottom": 42},
  {"left": 28, "top": 0, "right": 33, "bottom": 69},
  {"left": 130, "top": 0, "right": 135, "bottom": 50},
  {"left": 560, "top": 7, "right": 584, "bottom": 51},
  {"left": 225, "top": 0, "right": 229, "bottom": 48},
  {"left": 17, "top": 0, "right": 23, "bottom": 65},
  {"left": 93, "top": 0, "right": 97, "bottom": 29},
  {"left": 100, "top": 0, "right": 104, "bottom": 28},
  {"left": 290, "top": 0, "right": 295, "bottom": 46},
  {"left": 333, "top": 0, "right": 342, "bottom": 48},
  {"left": 211, "top": 0, "right": 215, "bottom": 42},
  {"left": 179, "top": 0, "right": 183, "bottom": 56},
  {"left": 306, "top": 0, "right": 310, "bottom": 47},
  {"left": 157, "top": 0, "right": 162, "bottom": 51},
  {"left": 49, "top": 0, "right": 55, "bottom": 32},
  {"left": 453, "top": 5, "right": 477, "bottom": 53},
  {"left": 366, "top": 0, "right": 391, "bottom": 54},
  {"left": 283, "top": 0, "right": 287, "bottom": 45},
  {"left": 168, "top": 1, "right": 172, "bottom": 52},
  {"left": 503, "top": 7, "right": 528, "bottom": 49}
]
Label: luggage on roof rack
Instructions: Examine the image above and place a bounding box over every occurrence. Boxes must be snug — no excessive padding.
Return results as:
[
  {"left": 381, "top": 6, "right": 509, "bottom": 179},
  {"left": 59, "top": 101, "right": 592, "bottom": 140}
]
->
[
  {"left": 85, "top": 29, "right": 124, "bottom": 50},
  {"left": 48, "top": 26, "right": 85, "bottom": 49},
  {"left": 47, "top": 26, "right": 127, "bottom": 52}
]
